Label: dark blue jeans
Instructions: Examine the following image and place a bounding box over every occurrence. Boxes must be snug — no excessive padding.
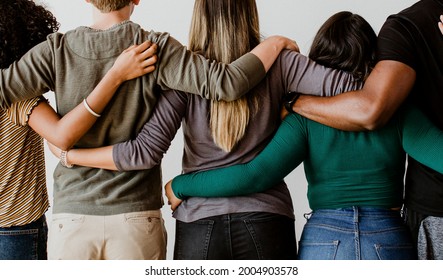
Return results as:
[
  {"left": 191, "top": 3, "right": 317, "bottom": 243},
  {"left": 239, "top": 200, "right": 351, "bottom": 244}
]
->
[
  {"left": 174, "top": 212, "right": 297, "bottom": 260},
  {"left": 0, "top": 215, "right": 48, "bottom": 260},
  {"left": 298, "top": 207, "right": 417, "bottom": 260}
]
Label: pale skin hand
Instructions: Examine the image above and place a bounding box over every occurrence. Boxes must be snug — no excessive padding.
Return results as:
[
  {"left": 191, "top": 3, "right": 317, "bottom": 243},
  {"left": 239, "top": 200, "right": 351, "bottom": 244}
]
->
[
  {"left": 165, "top": 180, "right": 183, "bottom": 211},
  {"left": 34, "top": 41, "right": 157, "bottom": 151},
  {"left": 250, "top": 35, "right": 299, "bottom": 72},
  {"left": 439, "top": 15, "right": 443, "bottom": 35}
]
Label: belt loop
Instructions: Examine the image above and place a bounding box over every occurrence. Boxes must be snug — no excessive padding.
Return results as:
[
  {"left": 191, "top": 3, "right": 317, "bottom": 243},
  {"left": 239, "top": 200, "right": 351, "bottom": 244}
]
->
[{"left": 303, "top": 211, "right": 313, "bottom": 220}]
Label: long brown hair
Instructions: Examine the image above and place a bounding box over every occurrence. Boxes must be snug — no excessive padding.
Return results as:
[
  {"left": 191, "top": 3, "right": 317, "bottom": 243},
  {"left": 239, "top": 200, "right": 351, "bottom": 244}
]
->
[{"left": 189, "top": 0, "right": 261, "bottom": 152}]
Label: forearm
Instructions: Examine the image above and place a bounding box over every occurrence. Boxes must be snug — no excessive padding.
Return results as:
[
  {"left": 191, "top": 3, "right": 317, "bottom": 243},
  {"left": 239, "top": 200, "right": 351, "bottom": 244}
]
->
[
  {"left": 293, "top": 92, "right": 374, "bottom": 131},
  {"left": 401, "top": 105, "right": 443, "bottom": 174},
  {"left": 58, "top": 70, "right": 126, "bottom": 148},
  {"left": 293, "top": 60, "right": 415, "bottom": 131},
  {"left": 172, "top": 114, "right": 307, "bottom": 199},
  {"left": 68, "top": 146, "right": 117, "bottom": 170},
  {"left": 29, "top": 41, "right": 156, "bottom": 150},
  {"left": 29, "top": 70, "right": 126, "bottom": 150}
]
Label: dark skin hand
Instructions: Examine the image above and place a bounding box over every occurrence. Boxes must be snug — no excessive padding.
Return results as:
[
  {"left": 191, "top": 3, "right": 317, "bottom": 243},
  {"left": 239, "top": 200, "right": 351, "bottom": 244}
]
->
[{"left": 292, "top": 60, "right": 416, "bottom": 131}]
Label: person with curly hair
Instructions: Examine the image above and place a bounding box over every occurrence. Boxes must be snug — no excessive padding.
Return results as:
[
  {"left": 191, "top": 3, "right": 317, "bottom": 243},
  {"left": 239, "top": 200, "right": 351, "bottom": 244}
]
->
[{"left": 0, "top": 0, "right": 156, "bottom": 259}]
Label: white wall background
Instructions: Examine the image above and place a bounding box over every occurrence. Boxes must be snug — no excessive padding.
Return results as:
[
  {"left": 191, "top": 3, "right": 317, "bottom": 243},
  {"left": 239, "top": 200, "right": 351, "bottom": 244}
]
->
[{"left": 36, "top": 0, "right": 417, "bottom": 260}]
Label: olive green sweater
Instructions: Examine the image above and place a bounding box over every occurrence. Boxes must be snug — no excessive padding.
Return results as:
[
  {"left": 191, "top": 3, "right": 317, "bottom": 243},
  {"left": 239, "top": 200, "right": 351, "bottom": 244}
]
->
[{"left": 0, "top": 21, "right": 265, "bottom": 215}]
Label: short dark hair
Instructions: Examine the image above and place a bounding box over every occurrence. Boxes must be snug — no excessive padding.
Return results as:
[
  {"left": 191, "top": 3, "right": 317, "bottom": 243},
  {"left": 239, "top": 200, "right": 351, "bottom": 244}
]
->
[
  {"left": 309, "top": 11, "right": 377, "bottom": 81},
  {"left": 0, "top": 0, "right": 59, "bottom": 68}
]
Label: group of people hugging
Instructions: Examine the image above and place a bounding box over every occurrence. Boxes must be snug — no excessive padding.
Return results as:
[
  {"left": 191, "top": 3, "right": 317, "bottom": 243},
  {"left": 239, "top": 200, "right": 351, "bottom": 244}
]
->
[{"left": 1, "top": 0, "right": 443, "bottom": 260}]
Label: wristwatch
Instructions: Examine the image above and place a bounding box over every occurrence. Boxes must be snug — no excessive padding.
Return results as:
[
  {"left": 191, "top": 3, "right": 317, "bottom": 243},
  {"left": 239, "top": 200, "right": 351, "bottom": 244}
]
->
[{"left": 284, "top": 91, "right": 301, "bottom": 114}]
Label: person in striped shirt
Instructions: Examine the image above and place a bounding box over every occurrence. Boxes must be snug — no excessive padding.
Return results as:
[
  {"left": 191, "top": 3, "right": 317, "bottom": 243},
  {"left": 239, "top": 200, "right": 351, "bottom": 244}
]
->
[{"left": 0, "top": 0, "right": 155, "bottom": 259}]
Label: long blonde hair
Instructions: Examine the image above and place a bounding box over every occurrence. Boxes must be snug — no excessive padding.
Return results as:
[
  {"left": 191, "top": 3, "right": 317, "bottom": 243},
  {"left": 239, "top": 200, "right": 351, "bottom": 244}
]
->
[{"left": 189, "top": 0, "right": 261, "bottom": 152}]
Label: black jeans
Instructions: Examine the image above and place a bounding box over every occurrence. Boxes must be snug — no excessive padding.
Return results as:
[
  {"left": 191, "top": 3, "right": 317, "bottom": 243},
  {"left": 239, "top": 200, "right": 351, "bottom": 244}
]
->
[{"left": 173, "top": 212, "right": 297, "bottom": 260}]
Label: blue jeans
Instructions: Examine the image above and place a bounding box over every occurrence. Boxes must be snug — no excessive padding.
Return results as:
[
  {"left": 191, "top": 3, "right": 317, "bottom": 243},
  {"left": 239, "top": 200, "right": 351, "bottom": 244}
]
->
[
  {"left": 0, "top": 215, "right": 48, "bottom": 260},
  {"left": 174, "top": 212, "right": 297, "bottom": 260},
  {"left": 298, "top": 207, "right": 417, "bottom": 260}
]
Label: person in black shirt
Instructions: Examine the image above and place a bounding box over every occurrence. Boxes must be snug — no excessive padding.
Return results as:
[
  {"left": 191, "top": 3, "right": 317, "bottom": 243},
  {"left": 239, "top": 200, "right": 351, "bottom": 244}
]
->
[{"left": 289, "top": 1, "right": 443, "bottom": 260}]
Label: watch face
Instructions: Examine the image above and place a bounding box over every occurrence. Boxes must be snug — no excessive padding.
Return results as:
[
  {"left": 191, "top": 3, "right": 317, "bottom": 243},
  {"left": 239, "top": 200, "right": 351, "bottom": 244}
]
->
[
  {"left": 283, "top": 91, "right": 301, "bottom": 114},
  {"left": 284, "top": 91, "right": 298, "bottom": 103}
]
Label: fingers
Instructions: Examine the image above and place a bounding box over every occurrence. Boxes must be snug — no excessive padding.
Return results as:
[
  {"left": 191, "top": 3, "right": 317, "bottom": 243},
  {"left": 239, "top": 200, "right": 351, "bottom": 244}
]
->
[
  {"left": 292, "top": 40, "right": 300, "bottom": 52},
  {"left": 124, "top": 41, "right": 157, "bottom": 60},
  {"left": 131, "top": 40, "right": 152, "bottom": 52},
  {"left": 141, "top": 52, "right": 157, "bottom": 73},
  {"left": 136, "top": 41, "right": 158, "bottom": 72},
  {"left": 142, "top": 54, "right": 158, "bottom": 66},
  {"left": 439, "top": 15, "right": 443, "bottom": 35},
  {"left": 132, "top": 41, "right": 157, "bottom": 60},
  {"left": 124, "top": 41, "right": 158, "bottom": 74},
  {"left": 141, "top": 42, "right": 157, "bottom": 58}
]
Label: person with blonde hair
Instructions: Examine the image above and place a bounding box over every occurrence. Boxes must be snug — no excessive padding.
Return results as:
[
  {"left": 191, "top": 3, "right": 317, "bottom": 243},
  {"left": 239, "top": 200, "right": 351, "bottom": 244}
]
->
[
  {"left": 0, "top": 0, "right": 298, "bottom": 259},
  {"left": 51, "top": 0, "right": 362, "bottom": 259}
]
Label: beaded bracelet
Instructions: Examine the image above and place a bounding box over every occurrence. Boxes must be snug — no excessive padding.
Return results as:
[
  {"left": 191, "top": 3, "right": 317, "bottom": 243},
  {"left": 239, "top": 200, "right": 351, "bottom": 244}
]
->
[{"left": 60, "top": 150, "right": 74, "bottom": 168}]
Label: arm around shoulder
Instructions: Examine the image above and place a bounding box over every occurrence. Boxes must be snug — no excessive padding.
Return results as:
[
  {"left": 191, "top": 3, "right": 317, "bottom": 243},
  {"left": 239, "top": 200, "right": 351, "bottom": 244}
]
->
[
  {"left": 29, "top": 41, "right": 157, "bottom": 150},
  {"left": 155, "top": 35, "right": 298, "bottom": 102},
  {"left": 293, "top": 60, "right": 416, "bottom": 131}
]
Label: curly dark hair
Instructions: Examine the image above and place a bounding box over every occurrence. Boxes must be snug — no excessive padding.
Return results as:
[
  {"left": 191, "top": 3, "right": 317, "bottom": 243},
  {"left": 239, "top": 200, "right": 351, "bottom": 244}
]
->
[{"left": 0, "top": 0, "right": 59, "bottom": 68}]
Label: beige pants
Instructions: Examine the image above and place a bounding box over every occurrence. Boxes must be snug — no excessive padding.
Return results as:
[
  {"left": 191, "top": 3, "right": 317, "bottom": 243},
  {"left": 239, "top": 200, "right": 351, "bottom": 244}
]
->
[{"left": 48, "top": 210, "right": 167, "bottom": 260}]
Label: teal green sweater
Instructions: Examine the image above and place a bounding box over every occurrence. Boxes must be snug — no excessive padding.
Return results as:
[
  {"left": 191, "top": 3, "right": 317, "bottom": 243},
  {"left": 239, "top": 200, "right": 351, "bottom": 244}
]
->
[{"left": 172, "top": 105, "right": 443, "bottom": 210}]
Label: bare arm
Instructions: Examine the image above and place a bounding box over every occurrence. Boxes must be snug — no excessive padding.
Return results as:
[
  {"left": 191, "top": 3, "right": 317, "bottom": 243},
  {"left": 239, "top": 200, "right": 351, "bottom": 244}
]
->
[
  {"left": 48, "top": 89, "right": 188, "bottom": 171},
  {"left": 29, "top": 41, "right": 157, "bottom": 150},
  {"left": 292, "top": 60, "right": 416, "bottom": 131},
  {"left": 48, "top": 144, "right": 117, "bottom": 170}
]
